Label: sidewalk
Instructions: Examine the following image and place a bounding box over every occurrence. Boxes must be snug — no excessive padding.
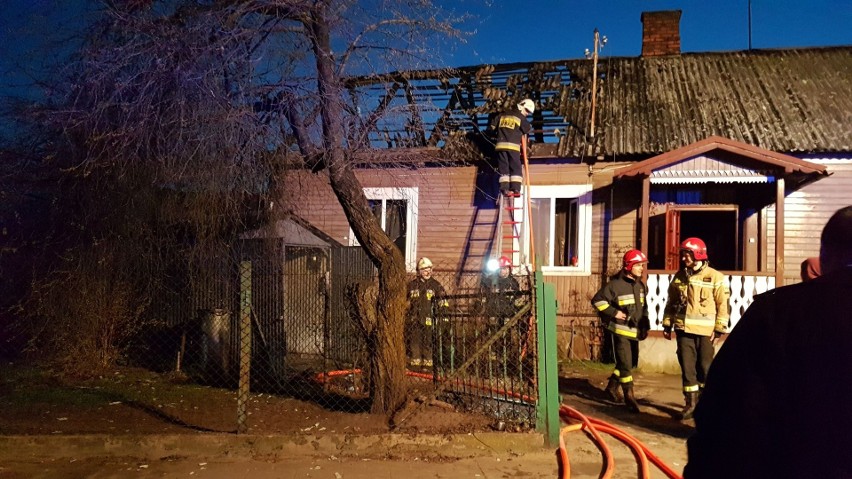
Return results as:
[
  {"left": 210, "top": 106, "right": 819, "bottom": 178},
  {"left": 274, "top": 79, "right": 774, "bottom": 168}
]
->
[{"left": 0, "top": 432, "right": 560, "bottom": 478}]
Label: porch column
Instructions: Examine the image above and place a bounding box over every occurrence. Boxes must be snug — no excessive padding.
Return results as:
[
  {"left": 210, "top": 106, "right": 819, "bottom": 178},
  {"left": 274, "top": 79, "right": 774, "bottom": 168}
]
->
[
  {"left": 641, "top": 176, "right": 650, "bottom": 253},
  {"left": 775, "top": 176, "right": 785, "bottom": 285}
]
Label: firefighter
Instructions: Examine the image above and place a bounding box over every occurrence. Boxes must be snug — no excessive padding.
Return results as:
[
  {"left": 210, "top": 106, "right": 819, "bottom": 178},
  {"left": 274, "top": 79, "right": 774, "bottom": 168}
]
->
[
  {"left": 406, "top": 257, "right": 449, "bottom": 368},
  {"left": 479, "top": 256, "right": 527, "bottom": 376},
  {"left": 480, "top": 256, "right": 522, "bottom": 323},
  {"left": 490, "top": 99, "right": 534, "bottom": 196},
  {"left": 662, "top": 237, "right": 730, "bottom": 420},
  {"left": 591, "top": 249, "right": 650, "bottom": 413}
]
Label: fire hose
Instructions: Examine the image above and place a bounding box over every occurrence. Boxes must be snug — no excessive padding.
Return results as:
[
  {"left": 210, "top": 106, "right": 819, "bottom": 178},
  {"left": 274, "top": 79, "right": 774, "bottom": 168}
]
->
[{"left": 558, "top": 404, "right": 682, "bottom": 479}]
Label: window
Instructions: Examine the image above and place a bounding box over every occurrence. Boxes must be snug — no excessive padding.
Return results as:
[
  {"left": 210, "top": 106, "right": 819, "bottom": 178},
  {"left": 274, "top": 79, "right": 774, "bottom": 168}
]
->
[
  {"left": 526, "top": 184, "right": 592, "bottom": 275},
  {"left": 348, "top": 187, "right": 419, "bottom": 271}
]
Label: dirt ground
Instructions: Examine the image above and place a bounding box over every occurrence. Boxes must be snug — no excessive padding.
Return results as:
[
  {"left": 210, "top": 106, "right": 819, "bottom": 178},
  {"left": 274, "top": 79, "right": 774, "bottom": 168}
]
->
[{"left": 0, "top": 362, "right": 692, "bottom": 478}]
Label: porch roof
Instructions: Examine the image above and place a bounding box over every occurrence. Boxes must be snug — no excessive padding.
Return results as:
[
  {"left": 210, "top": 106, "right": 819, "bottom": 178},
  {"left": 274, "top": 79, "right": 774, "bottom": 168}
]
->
[{"left": 613, "top": 136, "right": 828, "bottom": 179}]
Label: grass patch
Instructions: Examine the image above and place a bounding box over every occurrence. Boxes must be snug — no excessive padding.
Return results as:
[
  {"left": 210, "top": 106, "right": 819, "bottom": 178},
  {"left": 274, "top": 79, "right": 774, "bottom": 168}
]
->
[
  {"left": 558, "top": 359, "right": 615, "bottom": 374},
  {"left": 0, "top": 364, "right": 106, "bottom": 409}
]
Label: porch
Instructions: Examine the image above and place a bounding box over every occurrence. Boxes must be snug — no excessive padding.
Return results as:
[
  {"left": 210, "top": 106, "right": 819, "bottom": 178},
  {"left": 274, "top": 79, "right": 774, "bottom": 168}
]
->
[{"left": 645, "top": 271, "right": 777, "bottom": 332}]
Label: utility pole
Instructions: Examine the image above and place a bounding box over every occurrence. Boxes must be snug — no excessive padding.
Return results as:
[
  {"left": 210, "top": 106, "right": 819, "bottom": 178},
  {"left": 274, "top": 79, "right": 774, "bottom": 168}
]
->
[{"left": 586, "top": 29, "right": 607, "bottom": 139}]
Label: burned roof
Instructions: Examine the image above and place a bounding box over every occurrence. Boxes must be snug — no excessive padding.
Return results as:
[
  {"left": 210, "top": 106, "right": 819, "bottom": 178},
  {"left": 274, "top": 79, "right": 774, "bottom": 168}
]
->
[{"left": 349, "top": 46, "right": 852, "bottom": 159}]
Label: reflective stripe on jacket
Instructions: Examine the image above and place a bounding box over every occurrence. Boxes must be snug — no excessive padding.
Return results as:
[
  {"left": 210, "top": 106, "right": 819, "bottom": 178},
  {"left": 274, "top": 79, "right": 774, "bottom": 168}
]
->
[
  {"left": 408, "top": 277, "right": 449, "bottom": 325},
  {"left": 591, "top": 271, "right": 649, "bottom": 341},
  {"left": 662, "top": 263, "right": 730, "bottom": 336}
]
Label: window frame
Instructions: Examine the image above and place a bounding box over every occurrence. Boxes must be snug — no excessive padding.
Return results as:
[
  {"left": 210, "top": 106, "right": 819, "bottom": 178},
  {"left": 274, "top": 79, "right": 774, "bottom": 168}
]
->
[
  {"left": 348, "top": 187, "right": 419, "bottom": 272},
  {"left": 525, "top": 184, "right": 593, "bottom": 276}
]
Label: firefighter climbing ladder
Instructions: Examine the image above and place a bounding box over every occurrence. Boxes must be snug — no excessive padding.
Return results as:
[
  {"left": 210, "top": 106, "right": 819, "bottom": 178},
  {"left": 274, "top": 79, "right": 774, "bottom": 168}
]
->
[{"left": 494, "top": 138, "right": 536, "bottom": 271}]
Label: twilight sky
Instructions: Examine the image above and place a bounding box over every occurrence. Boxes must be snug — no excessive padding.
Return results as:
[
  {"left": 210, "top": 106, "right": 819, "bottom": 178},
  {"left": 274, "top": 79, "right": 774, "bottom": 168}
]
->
[
  {"left": 440, "top": 0, "right": 852, "bottom": 66},
  {"left": 2, "top": 0, "right": 851, "bottom": 98}
]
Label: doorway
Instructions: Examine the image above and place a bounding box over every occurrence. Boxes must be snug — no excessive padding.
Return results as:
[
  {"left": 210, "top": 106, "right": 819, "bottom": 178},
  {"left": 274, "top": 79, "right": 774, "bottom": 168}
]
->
[{"left": 651, "top": 206, "right": 739, "bottom": 271}]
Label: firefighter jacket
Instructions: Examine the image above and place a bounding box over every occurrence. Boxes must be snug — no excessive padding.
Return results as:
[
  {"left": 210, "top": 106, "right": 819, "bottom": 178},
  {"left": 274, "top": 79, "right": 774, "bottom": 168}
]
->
[
  {"left": 479, "top": 274, "right": 523, "bottom": 323},
  {"left": 407, "top": 277, "right": 449, "bottom": 327},
  {"left": 662, "top": 262, "right": 730, "bottom": 337},
  {"left": 591, "top": 270, "right": 650, "bottom": 341},
  {"left": 491, "top": 109, "right": 531, "bottom": 153}
]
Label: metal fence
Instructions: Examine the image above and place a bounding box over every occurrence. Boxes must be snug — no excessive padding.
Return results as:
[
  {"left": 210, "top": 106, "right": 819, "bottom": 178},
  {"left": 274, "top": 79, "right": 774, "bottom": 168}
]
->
[{"left": 2, "top": 240, "right": 538, "bottom": 434}]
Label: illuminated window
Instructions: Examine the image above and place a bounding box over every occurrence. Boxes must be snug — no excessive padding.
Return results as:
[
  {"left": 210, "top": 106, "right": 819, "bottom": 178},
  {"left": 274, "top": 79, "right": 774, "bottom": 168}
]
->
[
  {"left": 349, "top": 187, "right": 419, "bottom": 270},
  {"left": 527, "top": 185, "right": 592, "bottom": 275}
]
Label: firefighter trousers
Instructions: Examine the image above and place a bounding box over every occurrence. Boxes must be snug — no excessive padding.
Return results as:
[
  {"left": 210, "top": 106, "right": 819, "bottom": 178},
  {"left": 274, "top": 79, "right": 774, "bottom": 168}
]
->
[
  {"left": 610, "top": 333, "right": 639, "bottom": 383},
  {"left": 406, "top": 320, "right": 433, "bottom": 365},
  {"left": 496, "top": 150, "right": 523, "bottom": 192},
  {"left": 675, "top": 331, "right": 714, "bottom": 391}
]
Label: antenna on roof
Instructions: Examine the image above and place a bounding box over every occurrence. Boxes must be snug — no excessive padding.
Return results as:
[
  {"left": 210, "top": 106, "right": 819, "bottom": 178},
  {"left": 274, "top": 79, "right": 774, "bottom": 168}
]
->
[{"left": 748, "top": 0, "right": 753, "bottom": 50}]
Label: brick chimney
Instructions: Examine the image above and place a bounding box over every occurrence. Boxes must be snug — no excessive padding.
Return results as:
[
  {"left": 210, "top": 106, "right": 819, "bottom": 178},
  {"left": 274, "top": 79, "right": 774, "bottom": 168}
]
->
[{"left": 641, "top": 10, "right": 682, "bottom": 56}]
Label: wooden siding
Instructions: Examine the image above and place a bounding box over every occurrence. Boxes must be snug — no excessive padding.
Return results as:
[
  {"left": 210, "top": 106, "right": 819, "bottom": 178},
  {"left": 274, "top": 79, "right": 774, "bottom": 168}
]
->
[
  {"left": 292, "top": 166, "right": 489, "bottom": 272},
  {"left": 766, "top": 159, "right": 852, "bottom": 284},
  {"left": 527, "top": 162, "right": 592, "bottom": 184}
]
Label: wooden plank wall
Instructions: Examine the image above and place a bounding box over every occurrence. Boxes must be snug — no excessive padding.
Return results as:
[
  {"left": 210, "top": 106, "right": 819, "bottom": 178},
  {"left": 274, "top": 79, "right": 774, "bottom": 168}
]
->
[
  {"left": 291, "top": 166, "right": 496, "bottom": 273},
  {"left": 286, "top": 161, "right": 639, "bottom": 361},
  {"left": 766, "top": 159, "right": 852, "bottom": 285}
]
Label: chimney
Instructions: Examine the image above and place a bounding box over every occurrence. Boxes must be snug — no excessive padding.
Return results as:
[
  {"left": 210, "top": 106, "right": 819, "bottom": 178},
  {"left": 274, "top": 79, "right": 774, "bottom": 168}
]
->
[{"left": 641, "top": 10, "right": 682, "bottom": 56}]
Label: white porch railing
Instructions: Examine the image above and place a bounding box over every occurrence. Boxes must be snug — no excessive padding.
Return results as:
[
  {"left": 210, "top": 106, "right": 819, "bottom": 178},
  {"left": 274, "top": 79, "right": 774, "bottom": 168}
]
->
[{"left": 646, "top": 272, "right": 777, "bottom": 332}]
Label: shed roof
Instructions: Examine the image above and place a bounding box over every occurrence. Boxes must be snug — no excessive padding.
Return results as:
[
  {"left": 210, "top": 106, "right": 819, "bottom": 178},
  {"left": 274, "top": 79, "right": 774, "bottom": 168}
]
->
[{"left": 240, "top": 216, "right": 341, "bottom": 247}]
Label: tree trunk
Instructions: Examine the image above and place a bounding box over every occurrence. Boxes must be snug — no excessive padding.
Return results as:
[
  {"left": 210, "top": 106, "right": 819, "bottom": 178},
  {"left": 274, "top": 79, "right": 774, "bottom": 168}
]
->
[
  {"left": 308, "top": 3, "right": 408, "bottom": 415},
  {"left": 327, "top": 162, "right": 409, "bottom": 415}
]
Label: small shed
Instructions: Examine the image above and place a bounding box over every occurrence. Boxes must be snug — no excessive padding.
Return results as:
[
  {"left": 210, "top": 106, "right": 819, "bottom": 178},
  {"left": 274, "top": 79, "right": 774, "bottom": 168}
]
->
[{"left": 240, "top": 217, "right": 339, "bottom": 360}]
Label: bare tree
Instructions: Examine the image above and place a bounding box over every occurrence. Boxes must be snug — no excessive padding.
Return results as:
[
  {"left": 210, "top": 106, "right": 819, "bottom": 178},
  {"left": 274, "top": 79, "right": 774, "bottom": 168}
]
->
[{"left": 11, "top": 0, "right": 467, "bottom": 413}]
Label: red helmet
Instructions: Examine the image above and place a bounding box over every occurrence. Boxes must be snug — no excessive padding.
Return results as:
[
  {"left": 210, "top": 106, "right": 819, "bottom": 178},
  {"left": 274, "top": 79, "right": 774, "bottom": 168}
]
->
[
  {"left": 622, "top": 249, "right": 648, "bottom": 270},
  {"left": 680, "top": 237, "right": 708, "bottom": 260},
  {"left": 498, "top": 255, "right": 512, "bottom": 268}
]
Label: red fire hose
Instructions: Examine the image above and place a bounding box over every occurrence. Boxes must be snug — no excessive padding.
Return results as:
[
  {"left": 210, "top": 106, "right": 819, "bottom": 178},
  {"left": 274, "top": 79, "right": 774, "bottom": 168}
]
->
[{"left": 559, "top": 404, "right": 682, "bottom": 479}]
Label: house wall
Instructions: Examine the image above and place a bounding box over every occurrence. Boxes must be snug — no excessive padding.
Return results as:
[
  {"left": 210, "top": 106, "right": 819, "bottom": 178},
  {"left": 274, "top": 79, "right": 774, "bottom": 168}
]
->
[
  {"left": 543, "top": 162, "right": 641, "bottom": 362},
  {"left": 291, "top": 165, "right": 494, "bottom": 274},
  {"left": 288, "top": 163, "right": 623, "bottom": 362},
  {"left": 766, "top": 158, "right": 852, "bottom": 285},
  {"left": 284, "top": 158, "right": 850, "bottom": 368}
]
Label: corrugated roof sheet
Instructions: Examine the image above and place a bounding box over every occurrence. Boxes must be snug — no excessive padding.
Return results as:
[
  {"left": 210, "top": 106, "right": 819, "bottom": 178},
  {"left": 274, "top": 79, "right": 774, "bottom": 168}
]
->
[
  {"left": 350, "top": 47, "right": 852, "bottom": 158},
  {"left": 593, "top": 48, "right": 852, "bottom": 156}
]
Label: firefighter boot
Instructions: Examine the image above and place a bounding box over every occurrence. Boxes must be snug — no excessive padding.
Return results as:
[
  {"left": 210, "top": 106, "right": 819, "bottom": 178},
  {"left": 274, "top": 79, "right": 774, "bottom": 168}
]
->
[
  {"left": 622, "top": 384, "right": 640, "bottom": 413},
  {"left": 604, "top": 377, "right": 622, "bottom": 402},
  {"left": 680, "top": 391, "right": 699, "bottom": 420}
]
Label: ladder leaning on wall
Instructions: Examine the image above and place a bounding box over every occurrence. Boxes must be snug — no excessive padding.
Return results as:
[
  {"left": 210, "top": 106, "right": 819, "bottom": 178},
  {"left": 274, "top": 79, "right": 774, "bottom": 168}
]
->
[{"left": 493, "top": 137, "right": 536, "bottom": 272}]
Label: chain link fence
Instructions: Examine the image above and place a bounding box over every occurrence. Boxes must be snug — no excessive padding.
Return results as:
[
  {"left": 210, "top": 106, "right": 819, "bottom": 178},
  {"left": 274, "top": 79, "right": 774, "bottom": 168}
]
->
[{"left": 1, "top": 239, "right": 538, "bottom": 434}]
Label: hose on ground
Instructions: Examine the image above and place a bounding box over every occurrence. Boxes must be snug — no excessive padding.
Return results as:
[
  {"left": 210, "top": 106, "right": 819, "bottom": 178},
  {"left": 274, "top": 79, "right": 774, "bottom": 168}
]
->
[{"left": 559, "top": 404, "right": 682, "bottom": 479}]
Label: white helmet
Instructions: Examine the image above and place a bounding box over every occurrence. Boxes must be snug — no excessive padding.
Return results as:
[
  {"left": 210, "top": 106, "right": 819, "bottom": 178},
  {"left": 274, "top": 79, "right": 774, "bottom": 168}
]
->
[
  {"left": 417, "top": 257, "right": 433, "bottom": 270},
  {"left": 518, "top": 99, "right": 535, "bottom": 116}
]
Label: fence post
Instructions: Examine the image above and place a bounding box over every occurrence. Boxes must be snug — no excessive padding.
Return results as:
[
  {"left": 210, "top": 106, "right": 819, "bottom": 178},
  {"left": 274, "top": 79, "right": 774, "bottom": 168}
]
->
[
  {"left": 237, "top": 260, "right": 252, "bottom": 434},
  {"left": 535, "top": 270, "right": 560, "bottom": 447}
]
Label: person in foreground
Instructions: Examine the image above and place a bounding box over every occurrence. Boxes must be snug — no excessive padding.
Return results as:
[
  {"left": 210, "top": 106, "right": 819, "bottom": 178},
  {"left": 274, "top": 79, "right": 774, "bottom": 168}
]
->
[{"left": 684, "top": 205, "right": 852, "bottom": 479}]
